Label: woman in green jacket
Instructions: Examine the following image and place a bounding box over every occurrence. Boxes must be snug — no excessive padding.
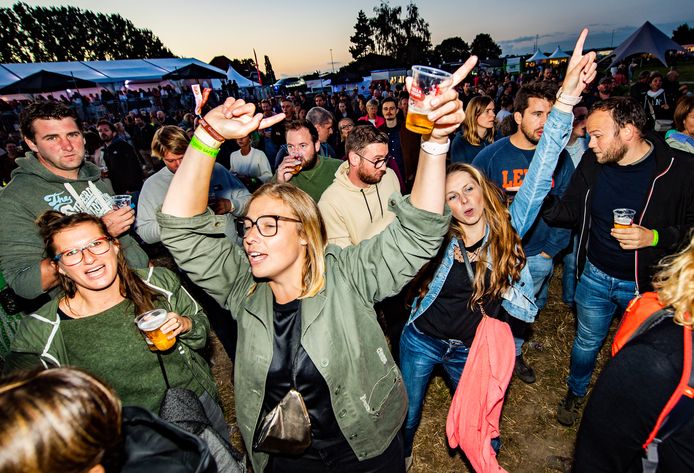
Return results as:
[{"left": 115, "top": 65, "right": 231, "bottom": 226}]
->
[
  {"left": 158, "top": 58, "right": 477, "bottom": 472},
  {"left": 5, "top": 212, "right": 220, "bottom": 426}
]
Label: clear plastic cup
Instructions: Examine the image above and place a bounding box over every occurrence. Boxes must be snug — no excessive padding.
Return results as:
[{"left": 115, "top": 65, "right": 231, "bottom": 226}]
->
[
  {"left": 134, "top": 308, "right": 175, "bottom": 351},
  {"left": 406, "top": 65, "right": 453, "bottom": 134},
  {"left": 111, "top": 194, "right": 132, "bottom": 209},
  {"left": 613, "top": 208, "right": 636, "bottom": 228}
]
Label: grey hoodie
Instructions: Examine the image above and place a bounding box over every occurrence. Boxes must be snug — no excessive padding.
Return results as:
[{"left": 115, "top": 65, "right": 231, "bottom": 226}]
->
[{"left": 0, "top": 153, "right": 148, "bottom": 307}]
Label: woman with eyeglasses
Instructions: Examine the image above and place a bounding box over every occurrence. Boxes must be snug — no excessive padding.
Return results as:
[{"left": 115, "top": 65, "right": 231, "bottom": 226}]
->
[
  {"left": 3, "top": 211, "right": 221, "bottom": 424},
  {"left": 450, "top": 95, "right": 497, "bottom": 164},
  {"left": 157, "top": 58, "right": 477, "bottom": 473},
  {"left": 400, "top": 30, "right": 596, "bottom": 465},
  {"left": 335, "top": 117, "right": 355, "bottom": 159}
]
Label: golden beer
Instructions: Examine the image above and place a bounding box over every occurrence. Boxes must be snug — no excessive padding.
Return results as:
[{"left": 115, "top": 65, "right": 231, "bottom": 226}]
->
[
  {"left": 135, "top": 309, "right": 176, "bottom": 351},
  {"left": 406, "top": 111, "right": 435, "bottom": 134},
  {"left": 613, "top": 222, "right": 632, "bottom": 229}
]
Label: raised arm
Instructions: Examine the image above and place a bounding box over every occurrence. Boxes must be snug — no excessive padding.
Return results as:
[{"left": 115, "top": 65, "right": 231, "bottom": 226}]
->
[
  {"left": 409, "top": 56, "right": 477, "bottom": 215},
  {"left": 161, "top": 99, "right": 285, "bottom": 217}
]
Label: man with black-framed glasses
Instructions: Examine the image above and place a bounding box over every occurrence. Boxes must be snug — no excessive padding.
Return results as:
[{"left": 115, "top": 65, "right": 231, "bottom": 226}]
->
[{"left": 318, "top": 125, "right": 401, "bottom": 248}]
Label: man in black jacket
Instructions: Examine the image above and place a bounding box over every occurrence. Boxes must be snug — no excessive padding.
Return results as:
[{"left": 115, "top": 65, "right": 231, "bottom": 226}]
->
[
  {"left": 97, "top": 120, "right": 144, "bottom": 195},
  {"left": 542, "top": 97, "right": 694, "bottom": 426}
]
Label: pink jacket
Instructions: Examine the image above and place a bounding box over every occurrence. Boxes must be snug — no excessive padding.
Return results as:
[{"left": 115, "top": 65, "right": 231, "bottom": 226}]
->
[{"left": 446, "top": 316, "right": 515, "bottom": 473}]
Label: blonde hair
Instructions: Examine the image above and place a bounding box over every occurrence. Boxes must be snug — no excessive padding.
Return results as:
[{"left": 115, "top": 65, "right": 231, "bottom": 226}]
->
[
  {"left": 462, "top": 95, "right": 495, "bottom": 146},
  {"left": 652, "top": 232, "right": 694, "bottom": 327},
  {"left": 250, "top": 183, "right": 327, "bottom": 298},
  {"left": 151, "top": 125, "right": 189, "bottom": 159},
  {"left": 411, "top": 163, "right": 525, "bottom": 309},
  {"left": 0, "top": 368, "right": 122, "bottom": 473}
]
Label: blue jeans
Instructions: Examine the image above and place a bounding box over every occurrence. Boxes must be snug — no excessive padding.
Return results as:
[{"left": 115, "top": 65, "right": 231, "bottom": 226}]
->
[
  {"left": 568, "top": 260, "right": 636, "bottom": 397},
  {"left": 400, "top": 323, "right": 469, "bottom": 456},
  {"left": 513, "top": 253, "right": 554, "bottom": 355},
  {"left": 562, "top": 234, "right": 579, "bottom": 306}
]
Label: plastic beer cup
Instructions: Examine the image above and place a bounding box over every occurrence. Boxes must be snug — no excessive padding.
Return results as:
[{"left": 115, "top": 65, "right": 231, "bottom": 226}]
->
[
  {"left": 135, "top": 308, "right": 176, "bottom": 351},
  {"left": 111, "top": 194, "right": 132, "bottom": 209},
  {"left": 406, "top": 65, "right": 453, "bottom": 134},
  {"left": 613, "top": 208, "right": 636, "bottom": 228}
]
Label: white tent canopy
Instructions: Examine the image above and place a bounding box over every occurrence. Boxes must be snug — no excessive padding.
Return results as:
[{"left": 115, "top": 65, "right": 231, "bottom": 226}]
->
[
  {"left": 226, "top": 65, "right": 260, "bottom": 88},
  {"left": 548, "top": 47, "right": 570, "bottom": 59},
  {"left": 0, "top": 58, "right": 225, "bottom": 89},
  {"left": 526, "top": 50, "right": 548, "bottom": 63}
]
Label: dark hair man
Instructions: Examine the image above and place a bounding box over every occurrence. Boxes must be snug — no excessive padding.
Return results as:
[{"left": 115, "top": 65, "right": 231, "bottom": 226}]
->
[
  {"left": 0, "top": 102, "right": 148, "bottom": 312},
  {"left": 542, "top": 97, "right": 694, "bottom": 426},
  {"left": 96, "top": 119, "right": 144, "bottom": 195},
  {"left": 473, "top": 82, "right": 575, "bottom": 384},
  {"left": 275, "top": 119, "right": 342, "bottom": 202}
]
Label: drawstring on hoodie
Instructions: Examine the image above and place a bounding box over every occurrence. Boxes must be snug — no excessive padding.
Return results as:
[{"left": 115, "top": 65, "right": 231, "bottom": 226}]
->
[{"left": 360, "top": 184, "right": 384, "bottom": 223}]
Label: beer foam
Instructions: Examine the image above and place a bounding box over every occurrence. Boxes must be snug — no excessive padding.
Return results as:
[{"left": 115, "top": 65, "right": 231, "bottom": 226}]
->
[{"left": 136, "top": 308, "right": 167, "bottom": 331}]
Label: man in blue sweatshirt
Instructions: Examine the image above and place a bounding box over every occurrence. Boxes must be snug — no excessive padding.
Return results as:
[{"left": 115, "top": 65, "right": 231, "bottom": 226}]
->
[{"left": 473, "top": 82, "right": 574, "bottom": 383}]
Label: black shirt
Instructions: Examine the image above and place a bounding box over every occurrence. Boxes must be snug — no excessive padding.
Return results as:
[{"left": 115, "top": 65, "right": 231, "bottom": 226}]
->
[
  {"left": 261, "top": 299, "right": 343, "bottom": 447},
  {"left": 587, "top": 149, "right": 655, "bottom": 281},
  {"left": 415, "top": 238, "right": 502, "bottom": 346}
]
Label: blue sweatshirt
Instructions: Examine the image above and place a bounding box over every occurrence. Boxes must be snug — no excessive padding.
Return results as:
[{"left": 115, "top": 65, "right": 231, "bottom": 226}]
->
[{"left": 472, "top": 136, "right": 573, "bottom": 257}]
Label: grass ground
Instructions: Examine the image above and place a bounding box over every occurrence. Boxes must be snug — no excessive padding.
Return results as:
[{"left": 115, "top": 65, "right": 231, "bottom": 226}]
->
[{"left": 210, "top": 265, "right": 618, "bottom": 472}]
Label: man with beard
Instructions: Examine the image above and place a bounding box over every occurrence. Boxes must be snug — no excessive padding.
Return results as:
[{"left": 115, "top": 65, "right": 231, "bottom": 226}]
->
[
  {"left": 318, "top": 125, "right": 400, "bottom": 247},
  {"left": 473, "top": 82, "right": 574, "bottom": 385},
  {"left": 275, "top": 119, "right": 342, "bottom": 202},
  {"left": 542, "top": 97, "right": 694, "bottom": 427},
  {"left": 379, "top": 97, "right": 405, "bottom": 183}
]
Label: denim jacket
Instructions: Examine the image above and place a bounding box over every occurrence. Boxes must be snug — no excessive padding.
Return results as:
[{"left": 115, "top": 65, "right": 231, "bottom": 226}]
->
[{"left": 408, "top": 108, "right": 572, "bottom": 325}]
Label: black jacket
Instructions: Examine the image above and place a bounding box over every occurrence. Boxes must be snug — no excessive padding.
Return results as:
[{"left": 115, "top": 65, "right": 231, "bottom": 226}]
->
[
  {"left": 103, "top": 137, "right": 144, "bottom": 194},
  {"left": 542, "top": 135, "right": 694, "bottom": 293}
]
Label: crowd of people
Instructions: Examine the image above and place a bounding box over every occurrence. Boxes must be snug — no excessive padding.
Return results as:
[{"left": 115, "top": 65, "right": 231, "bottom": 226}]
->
[{"left": 0, "top": 27, "right": 693, "bottom": 473}]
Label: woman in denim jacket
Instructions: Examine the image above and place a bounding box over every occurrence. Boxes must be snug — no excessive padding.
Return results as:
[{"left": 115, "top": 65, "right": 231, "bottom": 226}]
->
[{"left": 400, "top": 29, "right": 597, "bottom": 465}]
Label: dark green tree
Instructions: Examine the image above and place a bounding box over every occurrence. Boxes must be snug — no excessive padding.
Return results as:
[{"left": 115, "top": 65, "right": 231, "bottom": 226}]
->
[
  {"left": 434, "top": 37, "right": 470, "bottom": 63},
  {"left": 398, "top": 2, "right": 432, "bottom": 64},
  {"left": 470, "top": 33, "right": 502, "bottom": 61},
  {"left": 349, "top": 10, "right": 375, "bottom": 60},
  {"left": 370, "top": 1, "right": 403, "bottom": 57},
  {"left": 0, "top": 2, "right": 174, "bottom": 63},
  {"left": 672, "top": 23, "right": 694, "bottom": 45},
  {"left": 264, "top": 55, "right": 276, "bottom": 84}
]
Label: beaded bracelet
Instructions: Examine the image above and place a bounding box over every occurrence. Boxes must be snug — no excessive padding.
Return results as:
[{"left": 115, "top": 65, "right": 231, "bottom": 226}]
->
[{"left": 190, "top": 135, "right": 220, "bottom": 159}]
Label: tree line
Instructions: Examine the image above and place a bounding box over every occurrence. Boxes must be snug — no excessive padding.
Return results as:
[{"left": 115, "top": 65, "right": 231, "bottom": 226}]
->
[{"left": 0, "top": 2, "right": 174, "bottom": 63}]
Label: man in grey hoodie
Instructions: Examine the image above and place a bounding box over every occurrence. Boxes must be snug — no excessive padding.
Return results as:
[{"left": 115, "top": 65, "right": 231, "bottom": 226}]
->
[{"left": 0, "top": 102, "right": 148, "bottom": 312}]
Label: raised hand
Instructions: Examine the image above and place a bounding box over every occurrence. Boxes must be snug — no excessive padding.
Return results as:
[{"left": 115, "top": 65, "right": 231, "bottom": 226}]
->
[
  {"left": 562, "top": 28, "right": 598, "bottom": 97},
  {"left": 203, "top": 97, "right": 285, "bottom": 142}
]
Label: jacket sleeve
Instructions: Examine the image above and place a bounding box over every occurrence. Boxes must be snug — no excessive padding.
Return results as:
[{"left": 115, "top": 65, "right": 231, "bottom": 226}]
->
[
  {"left": 154, "top": 268, "right": 209, "bottom": 350},
  {"left": 3, "top": 352, "right": 44, "bottom": 374},
  {"left": 541, "top": 151, "right": 574, "bottom": 257},
  {"left": 158, "top": 210, "right": 253, "bottom": 315},
  {"left": 318, "top": 197, "right": 352, "bottom": 248},
  {"left": 509, "top": 108, "right": 573, "bottom": 238},
  {"left": 0, "top": 195, "right": 49, "bottom": 299},
  {"left": 334, "top": 194, "right": 450, "bottom": 305}
]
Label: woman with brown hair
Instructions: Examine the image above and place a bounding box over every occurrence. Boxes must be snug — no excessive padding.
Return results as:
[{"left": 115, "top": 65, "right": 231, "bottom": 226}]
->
[
  {"left": 400, "top": 30, "right": 597, "bottom": 465},
  {"left": 665, "top": 95, "right": 694, "bottom": 154},
  {"left": 450, "top": 95, "right": 496, "bottom": 164},
  {"left": 157, "top": 58, "right": 477, "bottom": 472},
  {"left": 4, "top": 211, "right": 220, "bottom": 422}
]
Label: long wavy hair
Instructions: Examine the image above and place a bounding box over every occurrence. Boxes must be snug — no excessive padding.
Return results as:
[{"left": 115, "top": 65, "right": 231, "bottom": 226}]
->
[
  {"left": 462, "top": 96, "right": 496, "bottom": 146},
  {"left": 248, "top": 183, "right": 327, "bottom": 298},
  {"left": 0, "top": 367, "right": 122, "bottom": 473},
  {"left": 409, "top": 163, "right": 525, "bottom": 309},
  {"left": 37, "top": 211, "right": 161, "bottom": 315},
  {"left": 652, "top": 232, "right": 694, "bottom": 327}
]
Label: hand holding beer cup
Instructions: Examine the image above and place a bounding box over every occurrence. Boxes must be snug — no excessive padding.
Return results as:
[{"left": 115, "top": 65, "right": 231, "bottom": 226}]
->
[
  {"left": 277, "top": 154, "right": 303, "bottom": 183},
  {"left": 135, "top": 309, "right": 191, "bottom": 351},
  {"left": 611, "top": 209, "right": 655, "bottom": 250}
]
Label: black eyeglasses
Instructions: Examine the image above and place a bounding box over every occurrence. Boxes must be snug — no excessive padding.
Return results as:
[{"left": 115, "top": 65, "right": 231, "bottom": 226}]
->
[
  {"left": 237, "top": 215, "right": 302, "bottom": 238},
  {"left": 355, "top": 152, "right": 392, "bottom": 169},
  {"left": 53, "top": 236, "right": 113, "bottom": 266}
]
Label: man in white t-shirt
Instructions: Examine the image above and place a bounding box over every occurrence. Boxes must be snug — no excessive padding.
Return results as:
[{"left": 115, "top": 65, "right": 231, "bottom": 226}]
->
[{"left": 228, "top": 135, "right": 272, "bottom": 191}]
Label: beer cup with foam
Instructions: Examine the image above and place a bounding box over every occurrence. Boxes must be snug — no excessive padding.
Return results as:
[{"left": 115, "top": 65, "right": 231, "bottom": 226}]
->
[{"left": 135, "top": 308, "right": 176, "bottom": 351}]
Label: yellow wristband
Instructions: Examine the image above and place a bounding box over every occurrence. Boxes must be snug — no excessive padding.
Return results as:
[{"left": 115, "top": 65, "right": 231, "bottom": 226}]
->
[
  {"left": 651, "top": 229, "right": 659, "bottom": 247},
  {"left": 189, "top": 135, "right": 220, "bottom": 159}
]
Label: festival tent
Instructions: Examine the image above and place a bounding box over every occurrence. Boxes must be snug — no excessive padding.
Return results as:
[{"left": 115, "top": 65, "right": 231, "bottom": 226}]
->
[
  {"left": 526, "top": 50, "right": 548, "bottom": 63},
  {"left": 608, "top": 21, "right": 686, "bottom": 67},
  {"left": 0, "top": 58, "right": 222, "bottom": 89},
  {"left": 162, "top": 63, "right": 227, "bottom": 80},
  {"left": 548, "top": 47, "right": 570, "bottom": 59},
  {"left": 226, "top": 65, "right": 260, "bottom": 88},
  {"left": 0, "top": 70, "right": 97, "bottom": 94}
]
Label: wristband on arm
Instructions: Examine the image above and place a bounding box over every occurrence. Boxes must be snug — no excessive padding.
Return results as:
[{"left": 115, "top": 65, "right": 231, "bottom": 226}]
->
[
  {"left": 651, "top": 229, "right": 659, "bottom": 247},
  {"left": 190, "top": 135, "right": 220, "bottom": 159}
]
